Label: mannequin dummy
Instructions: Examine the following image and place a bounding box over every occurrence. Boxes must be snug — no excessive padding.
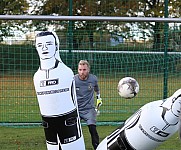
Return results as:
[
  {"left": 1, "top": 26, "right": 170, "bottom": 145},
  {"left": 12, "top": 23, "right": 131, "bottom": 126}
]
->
[
  {"left": 33, "top": 31, "right": 85, "bottom": 150},
  {"left": 97, "top": 89, "right": 181, "bottom": 150}
]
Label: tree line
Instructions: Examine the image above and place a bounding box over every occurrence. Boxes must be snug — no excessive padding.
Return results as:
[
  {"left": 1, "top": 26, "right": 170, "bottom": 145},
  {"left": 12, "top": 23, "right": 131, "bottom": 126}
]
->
[{"left": 0, "top": 0, "right": 181, "bottom": 50}]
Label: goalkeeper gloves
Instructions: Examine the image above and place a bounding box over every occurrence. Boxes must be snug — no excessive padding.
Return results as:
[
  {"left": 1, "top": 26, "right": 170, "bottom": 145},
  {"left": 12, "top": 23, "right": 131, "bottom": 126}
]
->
[
  {"left": 96, "top": 98, "right": 102, "bottom": 108},
  {"left": 95, "top": 98, "right": 102, "bottom": 116}
]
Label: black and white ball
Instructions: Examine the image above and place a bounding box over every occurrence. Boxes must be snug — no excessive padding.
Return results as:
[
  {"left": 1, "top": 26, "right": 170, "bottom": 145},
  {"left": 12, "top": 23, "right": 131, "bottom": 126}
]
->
[{"left": 118, "top": 77, "right": 139, "bottom": 99}]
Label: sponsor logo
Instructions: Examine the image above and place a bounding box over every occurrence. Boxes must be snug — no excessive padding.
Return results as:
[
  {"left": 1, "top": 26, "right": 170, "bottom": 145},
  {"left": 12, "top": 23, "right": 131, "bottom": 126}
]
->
[
  {"left": 37, "top": 88, "right": 69, "bottom": 95},
  {"left": 64, "top": 136, "right": 77, "bottom": 143},
  {"left": 40, "top": 79, "right": 58, "bottom": 87},
  {"left": 150, "top": 126, "right": 169, "bottom": 137},
  {"left": 139, "top": 124, "right": 165, "bottom": 142}
]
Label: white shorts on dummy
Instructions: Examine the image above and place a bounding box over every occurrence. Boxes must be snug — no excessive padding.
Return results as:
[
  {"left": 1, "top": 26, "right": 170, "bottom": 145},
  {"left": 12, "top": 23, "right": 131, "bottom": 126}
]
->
[
  {"left": 42, "top": 110, "right": 85, "bottom": 150},
  {"left": 46, "top": 134, "right": 85, "bottom": 150},
  {"left": 60, "top": 136, "right": 85, "bottom": 150}
]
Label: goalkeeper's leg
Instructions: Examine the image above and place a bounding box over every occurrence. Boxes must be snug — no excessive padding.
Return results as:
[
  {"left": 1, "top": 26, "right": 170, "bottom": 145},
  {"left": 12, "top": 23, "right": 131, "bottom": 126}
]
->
[{"left": 88, "top": 124, "right": 99, "bottom": 150}]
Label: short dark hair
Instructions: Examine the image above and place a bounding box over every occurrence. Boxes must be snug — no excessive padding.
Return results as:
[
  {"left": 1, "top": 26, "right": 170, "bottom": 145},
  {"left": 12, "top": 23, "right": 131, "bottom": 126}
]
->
[{"left": 36, "top": 31, "right": 58, "bottom": 48}]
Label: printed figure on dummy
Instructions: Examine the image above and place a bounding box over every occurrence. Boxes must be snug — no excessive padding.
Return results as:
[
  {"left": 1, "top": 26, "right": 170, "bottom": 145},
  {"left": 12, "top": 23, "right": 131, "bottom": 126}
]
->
[
  {"left": 33, "top": 31, "right": 85, "bottom": 150},
  {"left": 97, "top": 89, "right": 181, "bottom": 150}
]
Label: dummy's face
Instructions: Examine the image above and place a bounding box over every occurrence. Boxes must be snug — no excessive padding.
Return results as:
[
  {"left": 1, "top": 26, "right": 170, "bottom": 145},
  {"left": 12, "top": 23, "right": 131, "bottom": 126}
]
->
[
  {"left": 36, "top": 35, "right": 56, "bottom": 60},
  {"left": 78, "top": 64, "right": 90, "bottom": 80}
]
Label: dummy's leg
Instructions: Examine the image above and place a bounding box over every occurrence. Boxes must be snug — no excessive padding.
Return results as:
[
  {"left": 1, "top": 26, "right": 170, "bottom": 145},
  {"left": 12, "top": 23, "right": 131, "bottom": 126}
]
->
[
  {"left": 88, "top": 124, "right": 99, "bottom": 150},
  {"left": 46, "top": 141, "right": 62, "bottom": 150},
  {"left": 108, "top": 130, "right": 135, "bottom": 150},
  {"left": 60, "top": 135, "right": 85, "bottom": 150},
  {"left": 57, "top": 110, "right": 85, "bottom": 150},
  {"left": 42, "top": 120, "right": 62, "bottom": 150}
]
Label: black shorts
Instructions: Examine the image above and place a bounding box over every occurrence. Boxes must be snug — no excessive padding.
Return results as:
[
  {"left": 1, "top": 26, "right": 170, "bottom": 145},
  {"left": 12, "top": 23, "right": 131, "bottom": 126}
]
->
[{"left": 42, "top": 109, "right": 82, "bottom": 145}]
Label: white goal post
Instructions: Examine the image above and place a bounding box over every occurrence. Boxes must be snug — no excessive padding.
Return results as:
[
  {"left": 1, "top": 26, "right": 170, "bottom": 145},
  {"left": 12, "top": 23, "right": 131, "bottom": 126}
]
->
[{"left": 0, "top": 15, "right": 180, "bottom": 22}]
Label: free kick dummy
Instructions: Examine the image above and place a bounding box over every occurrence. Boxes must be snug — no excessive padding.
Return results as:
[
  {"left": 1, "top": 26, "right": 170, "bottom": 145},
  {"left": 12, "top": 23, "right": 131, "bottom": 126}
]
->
[
  {"left": 97, "top": 89, "right": 181, "bottom": 150},
  {"left": 33, "top": 31, "right": 85, "bottom": 150}
]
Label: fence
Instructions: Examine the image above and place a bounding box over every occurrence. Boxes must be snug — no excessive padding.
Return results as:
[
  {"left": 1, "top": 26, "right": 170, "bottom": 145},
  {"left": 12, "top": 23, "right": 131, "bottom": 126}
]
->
[
  {"left": 0, "top": 15, "right": 181, "bottom": 127},
  {"left": 1, "top": 2, "right": 181, "bottom": 150}
]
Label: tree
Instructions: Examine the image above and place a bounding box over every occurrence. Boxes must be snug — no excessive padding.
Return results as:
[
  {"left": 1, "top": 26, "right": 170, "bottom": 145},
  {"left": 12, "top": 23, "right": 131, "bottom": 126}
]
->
[
  {"left": 136, "top": 0, "right": 181, "bottom": 50},
  {"left": 31, "top": 0, "right": 181, "bottom": 50},
  {"left": 32, "top": 0, "right": 137, "bottom": 49},
  {"left": 0, "top": 0, "right": 30, "bottom": 41}
]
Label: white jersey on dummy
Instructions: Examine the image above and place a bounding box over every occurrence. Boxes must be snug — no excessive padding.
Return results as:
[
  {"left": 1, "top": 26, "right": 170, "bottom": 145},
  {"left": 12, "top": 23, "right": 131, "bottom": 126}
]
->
[{"left": 34, "top": 60, "right": 76, "bottom": 117}]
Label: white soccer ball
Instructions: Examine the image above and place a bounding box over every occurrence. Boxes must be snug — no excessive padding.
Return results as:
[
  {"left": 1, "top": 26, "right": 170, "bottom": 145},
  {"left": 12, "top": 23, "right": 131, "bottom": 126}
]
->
[{"left": 118, "top": 77, "right": 139, "bottom": 99}]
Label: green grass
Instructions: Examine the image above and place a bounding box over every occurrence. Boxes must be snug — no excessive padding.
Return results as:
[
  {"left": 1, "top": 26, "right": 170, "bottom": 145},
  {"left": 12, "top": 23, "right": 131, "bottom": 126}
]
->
[
  {"left": 1, "top": 74, "right": 181, "bottom": 122},
  {"left": 0, "top": 125, "right": 116, "bottom": 150},
  {"left": 1, "top": 74, "right": 181, "bottom": 149},
  {"left": 0, "top": 125, "right": 181, "bottom": 150}
]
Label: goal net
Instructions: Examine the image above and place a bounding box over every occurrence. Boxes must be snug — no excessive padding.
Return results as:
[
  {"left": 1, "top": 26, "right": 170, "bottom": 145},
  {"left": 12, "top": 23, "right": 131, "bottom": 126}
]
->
[{"left": 0, "top": 16, "right": 181, "bottom": 126}]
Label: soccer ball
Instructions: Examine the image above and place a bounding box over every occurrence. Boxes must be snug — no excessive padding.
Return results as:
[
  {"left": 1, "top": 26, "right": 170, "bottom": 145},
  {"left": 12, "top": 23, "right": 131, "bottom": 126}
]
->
[{"left": 118, "top": 77, "right": 139, "bottom": 99}]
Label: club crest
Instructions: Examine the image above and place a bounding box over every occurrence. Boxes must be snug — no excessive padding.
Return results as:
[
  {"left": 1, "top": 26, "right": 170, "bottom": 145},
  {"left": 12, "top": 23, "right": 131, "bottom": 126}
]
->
[{"left": 88, "top": 83, "right": 92, "bottom": 90}]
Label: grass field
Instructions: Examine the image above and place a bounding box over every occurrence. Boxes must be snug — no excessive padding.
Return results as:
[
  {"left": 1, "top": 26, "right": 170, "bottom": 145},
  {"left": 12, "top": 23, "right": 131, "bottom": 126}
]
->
[
  {"left": 0, "top": 125, "right": 181, "bottom": 150},
  {"left": 1, "top": 73, "right": 181, "bottom": 149},
  {"left": 1, "top": 74, "right": 181, "bottom": 123}
]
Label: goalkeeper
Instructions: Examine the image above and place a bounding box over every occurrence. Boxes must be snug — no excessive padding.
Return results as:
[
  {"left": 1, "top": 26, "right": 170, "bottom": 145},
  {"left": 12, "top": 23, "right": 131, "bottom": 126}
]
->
[{"left": 74, "top": 60, "right": 102, "bottom": 150}]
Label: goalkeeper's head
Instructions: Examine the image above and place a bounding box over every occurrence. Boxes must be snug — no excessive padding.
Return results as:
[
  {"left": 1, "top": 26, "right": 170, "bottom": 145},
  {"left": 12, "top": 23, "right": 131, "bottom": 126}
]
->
[{"left": 78, "top": 60, "right": 90, "bottom": 80}]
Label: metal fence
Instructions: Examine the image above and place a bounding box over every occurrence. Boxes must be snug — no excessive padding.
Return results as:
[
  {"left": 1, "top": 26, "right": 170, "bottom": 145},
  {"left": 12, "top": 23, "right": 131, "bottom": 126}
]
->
[{"left": 0, "top": 0, "right": 181, "bottom": 126}]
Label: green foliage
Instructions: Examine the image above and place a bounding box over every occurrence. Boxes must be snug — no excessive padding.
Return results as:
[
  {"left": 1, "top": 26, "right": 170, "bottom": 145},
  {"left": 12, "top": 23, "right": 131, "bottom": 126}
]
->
[
  {"left": 28, "top": 0, "right": 181, "bottom": 50},
  {"left": 0, "top": 0, "right": 29, "bottom": 14},
  {"left": 0, "top": 0, "right": 180, "bottom": 49},
  {"left": 0, "top": 0, "right": 29, "bottom": 41}
]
